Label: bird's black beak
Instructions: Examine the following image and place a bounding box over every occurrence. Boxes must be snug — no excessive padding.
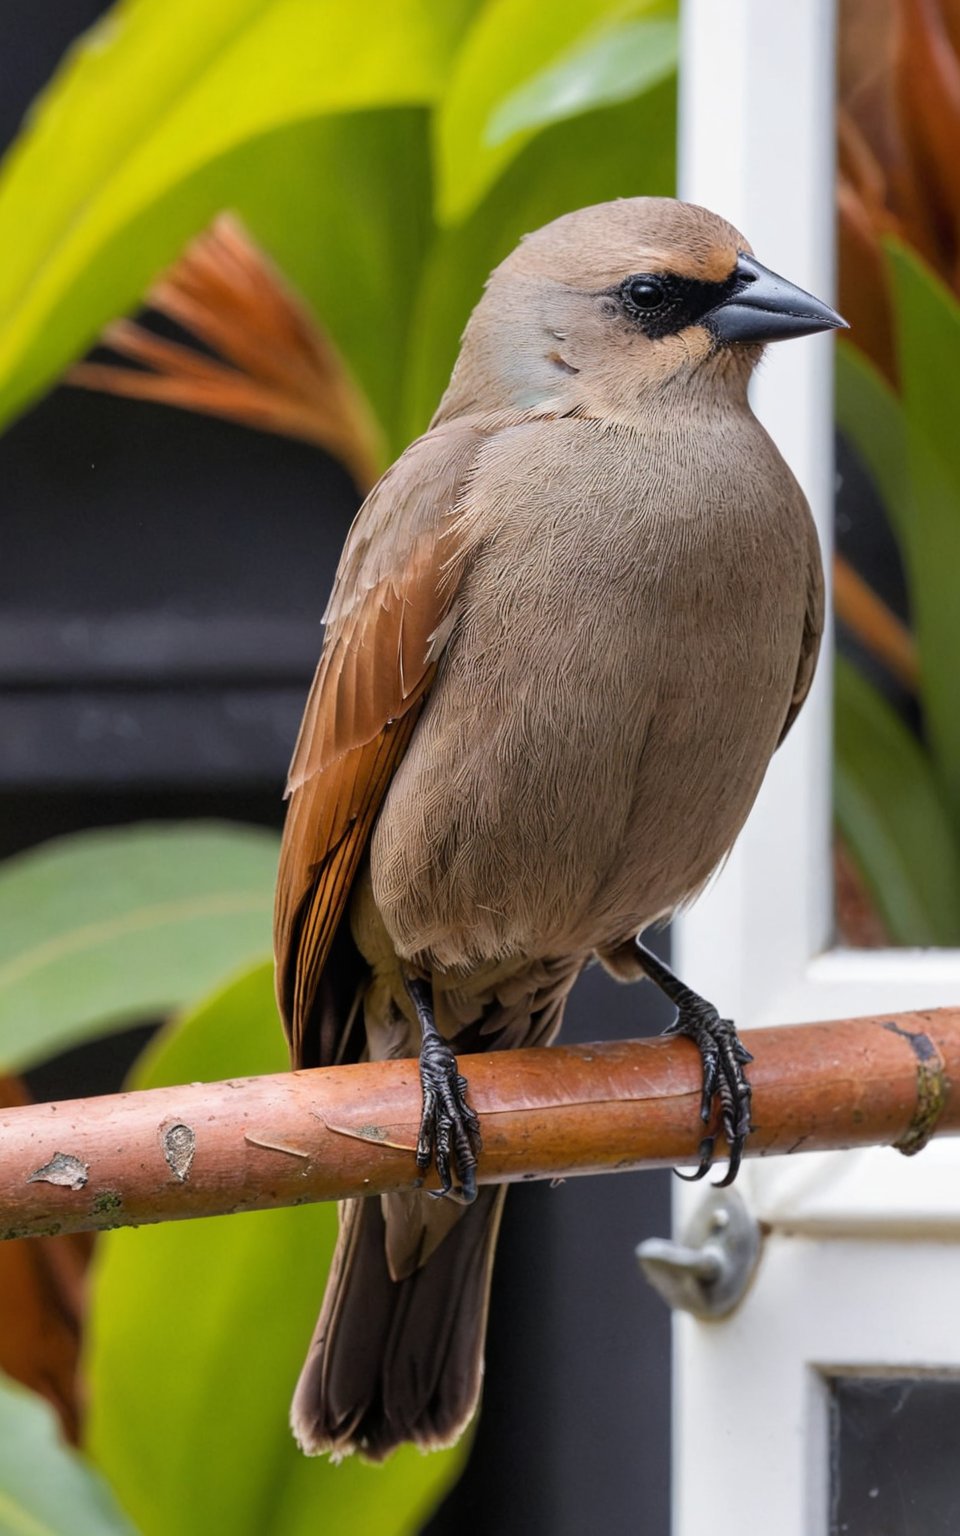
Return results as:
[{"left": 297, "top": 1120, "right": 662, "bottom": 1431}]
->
[{"left": 706, "top": 253, "right": 848, "bottom": 345}]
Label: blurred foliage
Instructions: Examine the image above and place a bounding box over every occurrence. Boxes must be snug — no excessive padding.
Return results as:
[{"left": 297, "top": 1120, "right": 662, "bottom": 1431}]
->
[
  {"left": 87, "top": 962, "right": 462, "bottom": 1536},
  {"left": 835, "top": 0, "right": 960, "bottom": 944},
  {"left": 0, "top": 0, "right": 679, "bottom": 1528},
  {"left": 837, "top": 0, "right": 960, "bottom": 389},
  {"left": 0, "top": 0, "right": 473, "bottom": 433},
  {"left": 884, "top": 242, "right": 960, "bottom": 817},
  {"left": 0, "top": 823, "right": 277, "bottom": 1071},
  {"left": 0, "top": 1370, "right": 137, "bottom": 1535},
  {"left": 70, "top": 216, "right": 390, "bottom": 486},
  {"left": 835, "top": 655, "right": 960, "bottom": 943},
  {"left": 0, "top": 0, "right": 676, "bottom": 458},
  {"left": 434, "top": 0, "right": 676, "bottom": 222}
]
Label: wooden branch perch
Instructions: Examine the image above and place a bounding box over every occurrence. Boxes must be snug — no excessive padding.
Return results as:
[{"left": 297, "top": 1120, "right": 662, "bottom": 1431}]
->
[{"left": 1, "top": 1009, "right": 956, "bottom": 1241}]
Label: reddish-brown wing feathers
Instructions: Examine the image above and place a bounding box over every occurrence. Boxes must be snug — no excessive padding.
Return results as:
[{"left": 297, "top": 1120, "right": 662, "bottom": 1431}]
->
[{"left": 274, "top": 421, "right": 486, "bottom": 1067}]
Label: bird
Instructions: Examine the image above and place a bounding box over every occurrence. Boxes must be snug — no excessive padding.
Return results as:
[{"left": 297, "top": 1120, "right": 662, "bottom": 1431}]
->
[{"left": 273, "top": 196, "right": 845, "bottom": 1463}]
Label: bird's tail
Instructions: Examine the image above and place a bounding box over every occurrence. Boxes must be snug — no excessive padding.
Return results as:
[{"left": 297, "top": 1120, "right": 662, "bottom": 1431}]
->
[{"left": 291, "top": 1185, "right": 506, "bottom": 1462}]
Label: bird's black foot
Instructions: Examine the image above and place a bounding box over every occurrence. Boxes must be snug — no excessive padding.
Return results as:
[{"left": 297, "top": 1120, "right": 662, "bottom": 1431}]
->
[
  {"left": 663, "top": 1001, "right": 753, "bottom": 1186},
  {"left": 405, "top": 977, "right": 482, "bottom": 1204},
  {"left": 635, "top": 940, "right": 753, "bottom": 1186}
]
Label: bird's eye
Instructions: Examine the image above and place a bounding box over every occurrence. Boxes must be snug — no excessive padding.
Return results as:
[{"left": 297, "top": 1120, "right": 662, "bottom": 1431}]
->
[{"left": 625, "top": 275, "right": 665, "bottom": 311}]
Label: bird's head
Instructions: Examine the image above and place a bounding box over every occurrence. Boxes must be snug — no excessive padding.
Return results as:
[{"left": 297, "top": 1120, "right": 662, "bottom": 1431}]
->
[{"left": 435, "top": 197, "right": 846, "bottom": 425}]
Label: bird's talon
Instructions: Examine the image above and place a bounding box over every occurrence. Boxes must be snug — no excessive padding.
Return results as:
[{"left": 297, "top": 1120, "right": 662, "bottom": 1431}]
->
[
  {"left": 417, "top": 1044, "right": 480, "bottom": 1203},
  {"left": 661, "top": 999, "right": 753, "bottom": 1186},
  {"left": 674, "top": 1135, "right": 715, "bottom": 1181},
  {"left": 712, "top": 1158, "right": 739, "bottom": 1190}
]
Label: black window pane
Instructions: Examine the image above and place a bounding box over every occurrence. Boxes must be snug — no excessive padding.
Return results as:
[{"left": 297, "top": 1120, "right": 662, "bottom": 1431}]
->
[{"left": 830, "top": 1376, "right": 960, "bottom": 1535}]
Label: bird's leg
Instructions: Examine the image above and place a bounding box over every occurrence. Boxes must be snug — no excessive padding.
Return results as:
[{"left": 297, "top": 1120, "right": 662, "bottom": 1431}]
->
[
  {"left": 634, "top": 939, "right": 753, "bottom": 1187},
  {"left": 405, "top": 976, "right": 482, "bottom": 1204}
]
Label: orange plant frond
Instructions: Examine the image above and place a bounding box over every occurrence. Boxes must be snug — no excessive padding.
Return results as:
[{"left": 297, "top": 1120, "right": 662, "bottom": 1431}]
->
[
  {"left": 894, "top": 0, "right": 960, "bottom": 282},
  {"left": 839, "top": 0, "right": 960, "bottom": 303},
  {"left": 835, "top": 4, "right": 919, "bottom": 378},
  {"left": 68, "top": 214, "right": 383, "bottom": 492},
  {"left": 838, "top": 108, "right": 897, "bottom": 220},
  {"left": 837, "top": 180, "right": 899, "bottom": 384},
  {"left": 838, "top": 0, "right": 901, "bottom": 179},
  {"left": 833, "top": 552, "right": 919, "bottom": 692}
]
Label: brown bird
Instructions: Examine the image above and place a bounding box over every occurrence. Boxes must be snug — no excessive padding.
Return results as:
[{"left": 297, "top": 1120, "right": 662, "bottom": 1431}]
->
[{"left": 274, "top": 197, "right": 844, "bottom": 1462}]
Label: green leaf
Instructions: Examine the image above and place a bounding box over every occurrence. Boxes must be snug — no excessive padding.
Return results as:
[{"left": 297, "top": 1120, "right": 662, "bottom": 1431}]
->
[
  {"left": 404, "top": 71, "right": 676, "bottom": 437},
  {"left": 435, "top": 0, "right": 675, "bottom": 224},
  {"left": 0, "top": 0, "right": 473, "bottom": 431},
  {"left": 225, "top": 112, "right": 433, "bottom": 455},
  {"left": 885, "top": 240, "right": 960, "bottom": 823},
  {"left": 0, "top": 823, "right": 278, "bottom": 1071},
  {"left": 835, "top": 341, "right": 910, "bottom": 540},
  {"left": 486, "top": 15, "right": 676, "bottom": 146},
  {"left": 835, "top": 656, "right": 960, "bottom": 945},
  {"left": 86, "top": 963, "right": 463, "bottom": 1536},
  {"left": 0, "top": 1371, "right": 137, "bottom": 1536}
]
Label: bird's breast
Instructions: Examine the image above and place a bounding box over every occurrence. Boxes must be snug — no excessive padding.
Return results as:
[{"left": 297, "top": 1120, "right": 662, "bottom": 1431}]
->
[{"left": 364, "top": 415, "right": 815, "bottom": 972}]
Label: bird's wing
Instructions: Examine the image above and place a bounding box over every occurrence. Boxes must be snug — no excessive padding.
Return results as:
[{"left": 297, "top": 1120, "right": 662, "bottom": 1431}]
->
[
  {"left": 274, "top": 418, "right": 488, "bottom": 1067},
  {"left": 778, "top": 511, "right": 825, "bottom": 746}
]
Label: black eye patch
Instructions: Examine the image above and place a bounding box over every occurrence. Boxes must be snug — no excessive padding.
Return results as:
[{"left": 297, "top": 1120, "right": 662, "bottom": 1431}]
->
[{"left": 611, "top": 267, "right": 741, "bottom": 340}]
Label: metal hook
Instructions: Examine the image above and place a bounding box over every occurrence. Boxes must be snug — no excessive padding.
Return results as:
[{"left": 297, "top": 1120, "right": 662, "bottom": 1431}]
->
[{"left": 636, "top": 1185, "right": 761, "bottom": 1319}]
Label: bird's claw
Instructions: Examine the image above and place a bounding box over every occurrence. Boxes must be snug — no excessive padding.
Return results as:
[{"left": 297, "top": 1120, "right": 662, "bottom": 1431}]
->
[
  {"left": 664, "top": 1005, "right": 753, "bottom": 1187},
  {"left": 416, "top": 1038, "right": 482, "bottom": 1204}
]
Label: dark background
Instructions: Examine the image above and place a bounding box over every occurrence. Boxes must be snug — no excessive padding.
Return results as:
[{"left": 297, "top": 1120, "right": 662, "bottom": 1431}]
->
[{"left": 2, "top": 6, "right": 673, "bottom": 1533}]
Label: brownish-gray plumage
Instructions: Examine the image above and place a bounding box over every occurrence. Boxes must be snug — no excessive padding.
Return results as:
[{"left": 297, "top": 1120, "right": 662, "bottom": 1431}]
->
[{"left": 274, "top": 197, "right": 839, "bottom": 1462}]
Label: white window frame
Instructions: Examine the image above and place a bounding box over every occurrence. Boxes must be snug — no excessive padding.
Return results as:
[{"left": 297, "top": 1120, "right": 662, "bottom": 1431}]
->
[{"left": 673, "top": 3, "right": 960, "bottom": 1531}]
